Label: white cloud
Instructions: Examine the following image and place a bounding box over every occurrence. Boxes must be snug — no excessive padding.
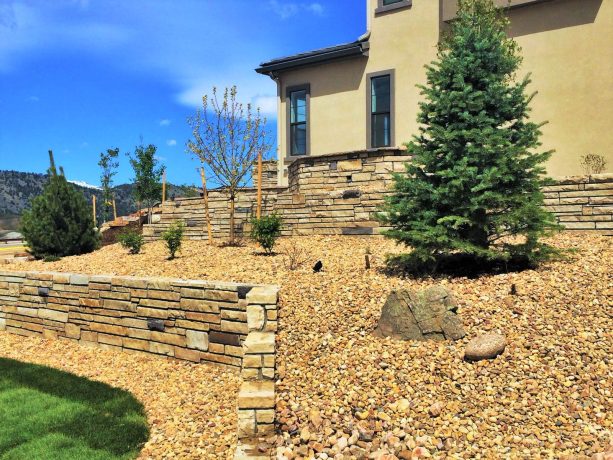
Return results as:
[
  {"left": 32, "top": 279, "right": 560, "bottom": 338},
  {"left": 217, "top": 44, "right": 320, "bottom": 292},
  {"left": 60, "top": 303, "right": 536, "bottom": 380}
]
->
[
  {"left": 305, "top": 3, "right": 324, "bottom": 15},
  {"left": 159, "top": 119, "right": 171, "bottom": 126},
  {"left": 0, "top": 2, "right": 132, "bottom": 72},
  {"left": 80, "top": 141, "right": 88, "bottom": 148},
  {"left": 253, "top": 95, "right": 278, "bottom": 117},
  {"left": 26, "top": 95, "right": 39, "bottom": 102},
  {"left": 268, "top": 1, "right": 324, "bottom": 19},
  {"left": 176, "top": 76, "right": 278, "bottom": 117},
  {"left": 166, "top": 139, "right": 177, "bottom": 147}
]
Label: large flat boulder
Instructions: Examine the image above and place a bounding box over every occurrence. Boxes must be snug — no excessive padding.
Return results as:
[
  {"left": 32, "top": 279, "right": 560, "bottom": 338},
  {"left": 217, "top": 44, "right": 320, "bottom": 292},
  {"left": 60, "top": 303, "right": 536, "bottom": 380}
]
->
[{"left": 373, "top": 286, "right": 465, "bottom": 341}]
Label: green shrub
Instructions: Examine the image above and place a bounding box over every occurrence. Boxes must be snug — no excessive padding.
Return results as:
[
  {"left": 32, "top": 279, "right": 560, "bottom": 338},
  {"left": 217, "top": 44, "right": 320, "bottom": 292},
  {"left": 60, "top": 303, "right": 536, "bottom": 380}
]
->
[
  {"left": 118, "top": 229, "right": 145, "bottom": 254},
  {"left": 21, "top": 151, "right": 100, "bottom": 259},
  {"left": 161, "top": 221, "right": 184, "bottom": 259},
  {"left": 250, "top": 214, "right": 282, "bottom": 255}
]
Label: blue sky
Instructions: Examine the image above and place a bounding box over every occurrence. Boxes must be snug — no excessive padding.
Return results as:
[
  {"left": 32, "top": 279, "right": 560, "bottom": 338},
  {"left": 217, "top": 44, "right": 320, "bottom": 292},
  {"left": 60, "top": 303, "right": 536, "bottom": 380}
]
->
[{"left": 0, "top": 0, "right": 365, "bottom": 187}]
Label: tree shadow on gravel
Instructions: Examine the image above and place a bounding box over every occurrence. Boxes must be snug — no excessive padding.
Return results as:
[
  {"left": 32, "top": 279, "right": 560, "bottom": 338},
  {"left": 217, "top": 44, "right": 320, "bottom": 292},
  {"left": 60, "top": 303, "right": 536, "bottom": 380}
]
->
[{"left": 381, "top": 252, "right": 554, "bottom": 279}]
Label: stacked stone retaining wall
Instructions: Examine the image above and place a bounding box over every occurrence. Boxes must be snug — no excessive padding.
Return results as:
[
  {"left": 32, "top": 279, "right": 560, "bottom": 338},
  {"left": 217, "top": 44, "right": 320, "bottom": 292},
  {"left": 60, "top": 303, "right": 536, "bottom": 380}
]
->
[
  {"left": 0, "top": 271, "right": 278, "bottom": 368},
  {"left": 143, "top": 148, "right": 613, "bottom": 240},
  {"left": 144, "top": 148, "right": 409, "bottom": 240},
  {"left": 0, "top": 270, "right": 278, "bottom": 459},
  {"left": 543, "top": 174, "right": 613, "bottom": 234}
]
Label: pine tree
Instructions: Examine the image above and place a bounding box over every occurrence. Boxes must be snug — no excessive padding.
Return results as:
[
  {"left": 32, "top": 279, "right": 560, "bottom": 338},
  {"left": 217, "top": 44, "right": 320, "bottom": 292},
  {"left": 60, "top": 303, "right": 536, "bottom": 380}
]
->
[
  {"left": 380, "top": 0, "right": 559, "bottom": 272},
  {"left": 20, "top": 151, "right": 100, "bottom": 259}
]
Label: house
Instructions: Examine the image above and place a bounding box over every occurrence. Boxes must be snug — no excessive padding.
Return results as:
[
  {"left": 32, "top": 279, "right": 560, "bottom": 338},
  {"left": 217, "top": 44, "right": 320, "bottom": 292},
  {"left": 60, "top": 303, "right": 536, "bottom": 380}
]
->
[{"left": 256, "top": 0, "right": 612, "bottom": 185}]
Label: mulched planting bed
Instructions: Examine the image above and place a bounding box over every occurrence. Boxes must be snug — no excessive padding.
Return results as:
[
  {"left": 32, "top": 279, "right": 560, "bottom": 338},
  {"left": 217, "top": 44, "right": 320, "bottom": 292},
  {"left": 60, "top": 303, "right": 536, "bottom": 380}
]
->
[
  {"left": 0, "top": 334, "right": 240, "bottom": 459},
  {"left": 6, "top": 233, "right": 613, "bottom": 458}
]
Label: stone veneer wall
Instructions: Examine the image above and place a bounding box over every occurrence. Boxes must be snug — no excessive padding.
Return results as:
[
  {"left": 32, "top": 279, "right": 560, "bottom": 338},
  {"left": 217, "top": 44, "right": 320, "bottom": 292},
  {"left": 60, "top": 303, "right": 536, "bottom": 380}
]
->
[
  {"left": 0, "top": 270, "right": 278, "bottom": 459},
  {"left": 143, "top": 149, "right": 613, "bottom": 240}
]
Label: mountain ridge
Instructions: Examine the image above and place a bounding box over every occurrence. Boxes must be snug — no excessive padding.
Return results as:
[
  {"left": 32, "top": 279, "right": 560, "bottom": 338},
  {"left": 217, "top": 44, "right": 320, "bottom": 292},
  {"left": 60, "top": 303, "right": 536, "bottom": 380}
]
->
[{"left": 0, "top": 169, "right": 197, "bottom": 230}]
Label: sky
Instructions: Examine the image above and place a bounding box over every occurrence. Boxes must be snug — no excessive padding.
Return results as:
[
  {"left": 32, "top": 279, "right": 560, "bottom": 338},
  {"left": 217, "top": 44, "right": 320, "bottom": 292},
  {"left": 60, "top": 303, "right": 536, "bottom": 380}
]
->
[{"left": 0, "top": 0, "right": 365, "bottom": 187}]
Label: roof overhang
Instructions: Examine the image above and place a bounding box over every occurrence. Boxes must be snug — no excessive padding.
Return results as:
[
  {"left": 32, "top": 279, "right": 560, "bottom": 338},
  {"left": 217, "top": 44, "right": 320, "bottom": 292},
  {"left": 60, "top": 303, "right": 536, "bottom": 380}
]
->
[
  {"left": 255, "top": 40, "right": 369, "bottom": 76},
  {"left": 442, "top": 0, "right": 553, "bottom": 22}
]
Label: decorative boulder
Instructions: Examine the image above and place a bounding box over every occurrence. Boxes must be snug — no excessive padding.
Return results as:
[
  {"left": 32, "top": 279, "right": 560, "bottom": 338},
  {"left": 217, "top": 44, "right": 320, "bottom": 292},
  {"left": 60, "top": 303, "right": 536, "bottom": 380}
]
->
[
  {"left": 373, "top": 286, "right": 465, "bottom": 341},
  {"left": 464, "top": 333, "right": 507, "bottom": 361}
]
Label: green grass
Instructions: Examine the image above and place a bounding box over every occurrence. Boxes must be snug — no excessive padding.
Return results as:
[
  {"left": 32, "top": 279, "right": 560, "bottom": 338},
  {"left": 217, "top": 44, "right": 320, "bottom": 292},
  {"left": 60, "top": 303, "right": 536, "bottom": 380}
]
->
[{"left": 0, "top": 357, "right": 149, "bottom": 460}]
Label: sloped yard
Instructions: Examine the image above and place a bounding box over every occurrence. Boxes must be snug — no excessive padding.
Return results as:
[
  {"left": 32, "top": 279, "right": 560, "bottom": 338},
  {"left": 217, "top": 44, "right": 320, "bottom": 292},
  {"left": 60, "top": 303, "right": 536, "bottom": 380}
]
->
[{"left": 4, "top": 233, "right": 612, "bottom": 458}]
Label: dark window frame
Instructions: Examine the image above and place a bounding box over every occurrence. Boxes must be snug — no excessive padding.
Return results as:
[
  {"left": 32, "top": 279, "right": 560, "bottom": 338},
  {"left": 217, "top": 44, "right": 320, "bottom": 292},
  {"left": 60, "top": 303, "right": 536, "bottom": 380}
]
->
[
  {"left": 366, "top": 70, "right": 395, "bottom": 149},
  {"left": 286, "top": 84, "right": 311, "bottom": 159},
  {"left": 375, "top": 0, "right": 412, "bottom": 15}
]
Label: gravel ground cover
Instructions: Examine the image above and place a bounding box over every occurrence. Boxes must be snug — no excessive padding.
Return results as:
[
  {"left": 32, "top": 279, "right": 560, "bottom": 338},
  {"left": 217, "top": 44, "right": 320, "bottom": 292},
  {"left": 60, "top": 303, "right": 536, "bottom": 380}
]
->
[
  {"left": 5, "top": 233, "right": 613, "bottom": 459},
  {"left": 0, "top": 334, "right": 240, "bottom": 459}
]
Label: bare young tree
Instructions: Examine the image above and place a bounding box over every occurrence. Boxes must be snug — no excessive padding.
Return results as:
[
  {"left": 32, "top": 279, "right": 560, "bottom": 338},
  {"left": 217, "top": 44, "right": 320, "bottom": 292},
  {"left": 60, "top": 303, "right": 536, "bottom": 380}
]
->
[{"left": 187, "top": 86, "right": 271, "bottom": 244}]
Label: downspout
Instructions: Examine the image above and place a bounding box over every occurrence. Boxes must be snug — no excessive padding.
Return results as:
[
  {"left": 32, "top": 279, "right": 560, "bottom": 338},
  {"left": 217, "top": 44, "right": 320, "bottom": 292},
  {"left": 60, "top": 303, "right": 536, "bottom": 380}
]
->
[
  {"left": 267, "top": 72, "right": 283, "bottom": 187},
  {"left": 358, "top": 0, "right": 372, "bottom": 43}
]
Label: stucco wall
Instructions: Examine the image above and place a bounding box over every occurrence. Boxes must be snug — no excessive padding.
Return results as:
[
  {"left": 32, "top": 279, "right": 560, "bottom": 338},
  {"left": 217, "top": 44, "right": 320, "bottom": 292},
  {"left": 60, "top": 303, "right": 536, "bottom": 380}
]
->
[
  {"left": 507, "top": 0, "right": 613, "bottom": 177},
  {"left": 272, "top": 0, "right": 612, "bottom": 183}
]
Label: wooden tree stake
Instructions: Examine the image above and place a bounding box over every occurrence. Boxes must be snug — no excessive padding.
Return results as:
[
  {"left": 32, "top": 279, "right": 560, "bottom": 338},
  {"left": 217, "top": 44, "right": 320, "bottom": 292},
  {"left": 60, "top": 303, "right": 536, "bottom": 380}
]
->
[
  {"left": 256, "top": 152, "right": 263, "bottom": 219},
  {"left": 112, "top": 198, "right": 117, "bottom": 221},
  {"left": 200, "top": 167, "right": 213, "bottom": 243},
  {"left": 162, "top": 170, "right": 167, "bottom": 204},
  {"left": 92, "top": 195, "right": 97, "bottom": 227}
]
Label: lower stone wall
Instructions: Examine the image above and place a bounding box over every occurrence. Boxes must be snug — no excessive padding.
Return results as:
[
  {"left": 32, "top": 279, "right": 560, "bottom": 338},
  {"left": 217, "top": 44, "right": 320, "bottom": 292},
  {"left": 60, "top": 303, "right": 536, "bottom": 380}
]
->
[
  {"left": 0, "top": 269, "right": 278, "bottom": 459},
  {"left": 142, "top": 149, "right": 613, "bottom": 240}
]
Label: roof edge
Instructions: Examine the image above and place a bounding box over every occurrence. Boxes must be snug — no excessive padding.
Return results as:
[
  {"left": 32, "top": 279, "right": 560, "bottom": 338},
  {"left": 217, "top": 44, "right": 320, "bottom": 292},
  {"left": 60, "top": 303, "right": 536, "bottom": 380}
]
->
[{"left": 255, "top": 40, "right": 369, "bottom": 75}]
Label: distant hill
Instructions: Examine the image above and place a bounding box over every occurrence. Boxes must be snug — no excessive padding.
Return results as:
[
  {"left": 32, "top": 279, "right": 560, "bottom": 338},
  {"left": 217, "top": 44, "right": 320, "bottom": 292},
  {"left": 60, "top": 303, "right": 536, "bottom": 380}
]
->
[{"left": 0, "top": 170, "right": 198, "bottom": 230}]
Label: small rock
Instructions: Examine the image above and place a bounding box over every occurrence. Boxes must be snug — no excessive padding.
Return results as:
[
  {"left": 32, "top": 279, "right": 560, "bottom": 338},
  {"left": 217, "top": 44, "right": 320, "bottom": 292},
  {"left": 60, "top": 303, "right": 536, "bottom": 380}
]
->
[
  {"left": 428, "top": 401, "right": 444, "bottom": 417},
  {"left": 464, "top": 333, "right": 507, "bottom": 361}
]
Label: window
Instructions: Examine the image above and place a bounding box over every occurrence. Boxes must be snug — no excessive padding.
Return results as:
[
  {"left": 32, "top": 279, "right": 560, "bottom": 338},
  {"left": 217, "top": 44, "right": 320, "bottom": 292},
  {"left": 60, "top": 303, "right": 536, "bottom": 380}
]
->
[
  {"left": 286, "top": 84, "right": 310, "bottom": 156},
  {"left": 367, "top": 71, "right": 394, "bottom": 148},
  {"left": 376, "top": 0, "right": 412, "bottom": 14}
]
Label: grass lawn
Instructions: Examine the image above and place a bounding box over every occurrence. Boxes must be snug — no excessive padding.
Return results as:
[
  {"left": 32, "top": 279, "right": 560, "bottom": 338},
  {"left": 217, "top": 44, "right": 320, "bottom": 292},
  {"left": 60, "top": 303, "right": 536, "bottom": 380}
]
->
[{"left": 0, "top": 357, "right": 149, "bottom": 460}]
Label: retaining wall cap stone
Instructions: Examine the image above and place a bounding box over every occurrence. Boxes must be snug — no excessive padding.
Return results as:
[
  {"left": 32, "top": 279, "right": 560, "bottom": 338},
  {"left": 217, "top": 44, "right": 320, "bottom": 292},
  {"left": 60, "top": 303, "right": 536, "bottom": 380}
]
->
[
  {"left": 246, "top": 286, "right": 279, "bottom": 305},
  {"left": 244, "top": 332, "right": 275, "bottom": 354}
]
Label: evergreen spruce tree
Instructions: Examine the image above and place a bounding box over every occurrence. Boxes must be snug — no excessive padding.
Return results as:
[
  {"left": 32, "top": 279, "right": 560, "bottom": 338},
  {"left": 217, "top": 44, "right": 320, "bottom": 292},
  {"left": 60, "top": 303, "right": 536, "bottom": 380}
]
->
[
  {"left": 380, "top": 0, "right": 559, "bottom": 272},
  {"left": 21, "top": 151, "right": 100, "bottom": 259}
]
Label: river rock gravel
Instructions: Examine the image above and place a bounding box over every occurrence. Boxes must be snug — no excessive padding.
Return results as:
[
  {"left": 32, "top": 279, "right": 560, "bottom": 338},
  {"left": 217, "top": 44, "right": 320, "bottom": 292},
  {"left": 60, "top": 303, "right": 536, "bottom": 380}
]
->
[{"left": 4, "top": 232, "right": 613, "bottom": 459}]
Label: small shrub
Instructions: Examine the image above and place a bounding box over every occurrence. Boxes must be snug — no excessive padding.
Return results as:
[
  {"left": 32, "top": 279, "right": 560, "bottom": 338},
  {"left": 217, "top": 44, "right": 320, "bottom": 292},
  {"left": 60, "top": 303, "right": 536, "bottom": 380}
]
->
[
  {"left": 283, "top": 241, "right": 307, "bottom": 270},
  {"left": 580, "top": 154, "right": 607, "bottom": 175},
  {"left": 43, "top": 255, "right": 61, "bottom": 262},
  {"left": 161, "top": 221, "right": 184, "bottom": 259},
  {"left": 118, "top": 229, "right": 144, "bottom": 254},
  {"left": 250, "top": 214, "right": 282, "bottom": 255}
]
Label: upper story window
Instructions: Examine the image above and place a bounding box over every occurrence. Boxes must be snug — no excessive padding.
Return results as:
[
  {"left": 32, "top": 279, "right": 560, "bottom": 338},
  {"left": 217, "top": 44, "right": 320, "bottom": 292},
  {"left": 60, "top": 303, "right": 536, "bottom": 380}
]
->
[
  {"left": 367, "top": 70, "right": 395, "bottom": 148},
  {"left": 287, "top": 84, "right": 310, "bottom": 156},
  {"left": 375, "top": 0, "right": 412, "bottom": 14}
]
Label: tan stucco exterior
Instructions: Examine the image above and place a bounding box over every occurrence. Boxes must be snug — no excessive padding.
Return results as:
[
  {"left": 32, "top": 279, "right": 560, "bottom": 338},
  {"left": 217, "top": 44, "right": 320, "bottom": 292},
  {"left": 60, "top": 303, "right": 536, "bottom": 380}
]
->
[{"left": 261, "top": 0, "right": 612, "bottom": 184}]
